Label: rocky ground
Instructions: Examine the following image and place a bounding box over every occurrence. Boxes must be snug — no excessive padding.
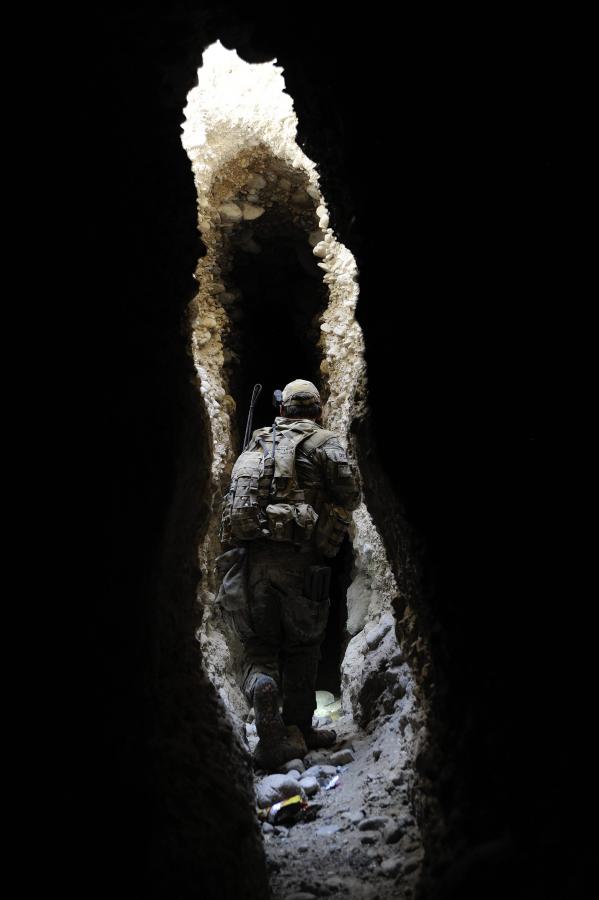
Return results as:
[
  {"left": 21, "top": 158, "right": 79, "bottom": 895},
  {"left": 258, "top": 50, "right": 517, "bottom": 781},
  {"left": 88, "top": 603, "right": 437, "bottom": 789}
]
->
[{"left": 244, "top": 707, "right": 424, "bottom": 900}]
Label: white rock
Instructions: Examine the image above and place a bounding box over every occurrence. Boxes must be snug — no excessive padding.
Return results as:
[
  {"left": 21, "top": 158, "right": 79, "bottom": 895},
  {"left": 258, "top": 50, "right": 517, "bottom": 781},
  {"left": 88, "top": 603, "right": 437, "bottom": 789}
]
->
[
  {"left": 298, "top": 776, "right": 319, "bottom": 797},
  {"left": 313, "top": 715, "right": 332, "bottom": 727},
  {"left": 330, "top": 748, "right": 354, "bottom": 766},
  {"left": 346, "top": 574, "right": 374, "bottom": 636},
  {"left": 303, "top": 764, "right": 337, "bottom": 784},
  {"left": 312, "top": 241, "right": 328, "bottom": 259},
  {"left": 219, "top": 202, "right": 242, "bottom": 222},
  {"left": 246, "top": 173, "right": 266, "bottom": 190},
  {"left": 241, "top": 202, "right": 265, "bottom": 221},
  {"left": 319, "top": 213, "right": 329, "bottom": 229},
  {"left": 255, "top": 774, "right": 305, "bottom": 809},
  {"left": 278, "top": 758, "right": 305, "bottom": 774},
  {"left": 365, "top": 614, "right": 395, "bottom": 651}
]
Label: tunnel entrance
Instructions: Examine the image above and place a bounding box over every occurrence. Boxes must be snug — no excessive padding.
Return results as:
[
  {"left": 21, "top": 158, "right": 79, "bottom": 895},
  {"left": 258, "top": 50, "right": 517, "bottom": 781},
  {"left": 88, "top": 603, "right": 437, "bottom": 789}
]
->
[{"left": 183, "top": 41, "right": 427, "bottom": 900}]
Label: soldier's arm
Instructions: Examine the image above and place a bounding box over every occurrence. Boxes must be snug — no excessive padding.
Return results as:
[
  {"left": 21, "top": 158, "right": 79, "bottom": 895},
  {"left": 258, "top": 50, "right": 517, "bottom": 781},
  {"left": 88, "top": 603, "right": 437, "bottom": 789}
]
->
[{"left": 314, "top": 438, "right": 361, "bottom": 511}]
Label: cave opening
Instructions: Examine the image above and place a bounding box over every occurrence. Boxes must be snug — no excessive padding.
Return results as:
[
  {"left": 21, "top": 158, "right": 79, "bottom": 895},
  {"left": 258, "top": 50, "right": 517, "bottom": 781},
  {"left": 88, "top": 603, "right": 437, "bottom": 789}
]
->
[{"left": 182, "top": 40, "right": 427, "bottom": 899}]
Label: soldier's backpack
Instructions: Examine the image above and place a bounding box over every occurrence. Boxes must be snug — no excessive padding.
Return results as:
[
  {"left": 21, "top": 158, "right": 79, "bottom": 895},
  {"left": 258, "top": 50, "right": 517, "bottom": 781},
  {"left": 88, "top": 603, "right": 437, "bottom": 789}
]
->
[{"left": 219, "top": 422, "right": 337, "bottom": 547}]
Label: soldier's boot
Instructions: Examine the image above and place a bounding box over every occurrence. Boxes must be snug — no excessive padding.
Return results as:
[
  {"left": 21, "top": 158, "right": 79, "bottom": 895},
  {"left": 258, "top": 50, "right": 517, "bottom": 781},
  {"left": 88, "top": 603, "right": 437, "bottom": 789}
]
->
[
  {"left": 300, "top": 725, "right": 337, "bottom": 750},
  {"left": 253, "top": 675, "right": 286, "bottom": 742},
  {"left": 252, "top": 675, "right": 307, "bottom": 771},
  {"left": 282, "top": 696, "right": 338, "bottom": 749},
  {"left": 282, "top": 654, "right": 337, "bottom": 750}
]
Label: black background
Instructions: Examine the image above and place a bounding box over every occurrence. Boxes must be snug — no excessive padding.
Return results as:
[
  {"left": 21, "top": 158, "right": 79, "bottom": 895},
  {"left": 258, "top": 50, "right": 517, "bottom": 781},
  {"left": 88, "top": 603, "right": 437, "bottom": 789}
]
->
[{"left": 56, "top": 5, "right": 587, "bottom": 898}]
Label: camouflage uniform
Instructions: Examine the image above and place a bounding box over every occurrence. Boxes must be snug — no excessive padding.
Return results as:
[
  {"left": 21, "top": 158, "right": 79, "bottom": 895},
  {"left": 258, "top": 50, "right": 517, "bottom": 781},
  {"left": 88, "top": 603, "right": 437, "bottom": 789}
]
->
[{"left": 217, "top": 414, "right": 361, "bottom": 731}]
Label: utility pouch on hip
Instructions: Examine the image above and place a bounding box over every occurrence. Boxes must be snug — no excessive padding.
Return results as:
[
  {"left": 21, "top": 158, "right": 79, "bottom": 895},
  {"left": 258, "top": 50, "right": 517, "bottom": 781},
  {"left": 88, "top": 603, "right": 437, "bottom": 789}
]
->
[
  {"left": 264, "top": 501, "right": 319, "bottom": 544},
  {"left": 303, "top": 565, "right": 332, "bottom": 603},
  {"left": 292, "top": 502, "right": 319, "bottom": 544},
  {"left": 264, "top": 503, "right": 296, "bottom": 542}
]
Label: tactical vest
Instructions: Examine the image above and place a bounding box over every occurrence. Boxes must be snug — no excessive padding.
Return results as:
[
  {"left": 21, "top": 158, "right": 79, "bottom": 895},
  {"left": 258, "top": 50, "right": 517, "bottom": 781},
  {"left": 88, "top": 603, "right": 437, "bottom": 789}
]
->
[{"left": 219, "top": 421, "right": 338, "bottom": 548}]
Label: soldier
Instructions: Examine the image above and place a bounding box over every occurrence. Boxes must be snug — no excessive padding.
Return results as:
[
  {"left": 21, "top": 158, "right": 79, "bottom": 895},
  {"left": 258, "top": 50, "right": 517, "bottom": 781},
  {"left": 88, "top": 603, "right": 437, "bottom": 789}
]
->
[{"left": 216, "top": 379, "right": 361, "bottom": 769}]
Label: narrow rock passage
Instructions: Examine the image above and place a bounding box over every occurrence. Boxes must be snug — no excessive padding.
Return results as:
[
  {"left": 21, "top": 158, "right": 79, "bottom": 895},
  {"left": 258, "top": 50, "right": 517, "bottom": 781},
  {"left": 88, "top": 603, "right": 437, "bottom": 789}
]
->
[{"left": 246, "top": 707, "right": 424, "bottom": 900}]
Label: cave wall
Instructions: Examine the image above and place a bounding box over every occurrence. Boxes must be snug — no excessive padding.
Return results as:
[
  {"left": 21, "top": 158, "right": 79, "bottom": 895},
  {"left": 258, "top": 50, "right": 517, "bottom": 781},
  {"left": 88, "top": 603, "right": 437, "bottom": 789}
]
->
[
  {"left": 75, "top": 6, "right": 577, "bottom": 900},
  {"left": 179, "top": 47, "right": 426, "bottom": 770}
]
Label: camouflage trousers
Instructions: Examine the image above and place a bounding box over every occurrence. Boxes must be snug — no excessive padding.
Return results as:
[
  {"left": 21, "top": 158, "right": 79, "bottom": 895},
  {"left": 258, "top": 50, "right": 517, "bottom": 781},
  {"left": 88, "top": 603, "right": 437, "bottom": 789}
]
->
[{"left": 223, "top": 541, "right": 331, "bottom": 729}]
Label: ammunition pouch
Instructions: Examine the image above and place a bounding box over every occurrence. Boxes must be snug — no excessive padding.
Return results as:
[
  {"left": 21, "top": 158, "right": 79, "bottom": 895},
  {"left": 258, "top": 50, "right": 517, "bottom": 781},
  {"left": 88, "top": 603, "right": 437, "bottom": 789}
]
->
[{"left": 264, "top": 501, "right": 319, "bottom": 544}]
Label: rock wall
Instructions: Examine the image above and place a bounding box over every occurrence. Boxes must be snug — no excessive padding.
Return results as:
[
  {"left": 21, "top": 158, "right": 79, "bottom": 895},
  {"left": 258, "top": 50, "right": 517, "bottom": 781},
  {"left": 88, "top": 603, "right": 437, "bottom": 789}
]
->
[
  {"left": 78, "top": 17, "right": 271, "bottom": 900},
  {"left": 181, "top": 44, "right": 426, "bottom": 782}
]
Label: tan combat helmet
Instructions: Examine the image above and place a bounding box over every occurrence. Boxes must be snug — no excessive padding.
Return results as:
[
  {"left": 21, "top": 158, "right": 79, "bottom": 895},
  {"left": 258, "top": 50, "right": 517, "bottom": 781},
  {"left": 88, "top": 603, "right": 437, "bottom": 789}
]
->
[{"left": 281, "top": 379, "right": 321, "bottom": 406}]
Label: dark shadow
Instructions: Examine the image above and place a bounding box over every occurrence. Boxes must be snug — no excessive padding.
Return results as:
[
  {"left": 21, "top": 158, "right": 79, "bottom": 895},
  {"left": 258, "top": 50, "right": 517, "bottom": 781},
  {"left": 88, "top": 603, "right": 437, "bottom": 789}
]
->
[
  {"left": 228, "top": 218, "right": 327, "bottom": 437},
  {"left": 316, "top": 536, "right": 353, "bottom": 695}
]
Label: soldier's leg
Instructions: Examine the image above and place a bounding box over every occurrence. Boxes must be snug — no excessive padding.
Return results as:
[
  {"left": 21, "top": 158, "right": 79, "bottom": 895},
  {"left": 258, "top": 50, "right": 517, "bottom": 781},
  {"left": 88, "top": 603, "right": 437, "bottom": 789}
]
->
[
  {"left": 231, "top": 629, "right": 286, "bottom": 750},
  {"left": 242, "top": 544, "right": 309, "bottom": 767},
  {"left": 281, "top": 643, "right": 320, "bottom": 729},
  {"left": 238, "top": 636, "right": 280, "bottom": 703},
  {"left": 241, "top": 557, "right": 283, "bottom": 704},
  {"left": 279, "top": 557, "right": 337, "bottom": 748}
]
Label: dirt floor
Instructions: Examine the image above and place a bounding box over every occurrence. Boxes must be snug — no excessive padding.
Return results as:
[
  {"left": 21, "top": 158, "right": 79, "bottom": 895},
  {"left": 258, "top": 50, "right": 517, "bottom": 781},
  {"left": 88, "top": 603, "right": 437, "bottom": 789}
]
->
[{"left": 247, "top": 708, "right": 424, "bottom": 900}]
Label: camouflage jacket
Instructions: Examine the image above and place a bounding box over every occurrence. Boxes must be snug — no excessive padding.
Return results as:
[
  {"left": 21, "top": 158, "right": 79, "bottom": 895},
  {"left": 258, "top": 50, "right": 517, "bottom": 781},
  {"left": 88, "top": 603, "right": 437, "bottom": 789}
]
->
[{"left": 271, "top": 417, "right": 361, "bottom": 516}]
